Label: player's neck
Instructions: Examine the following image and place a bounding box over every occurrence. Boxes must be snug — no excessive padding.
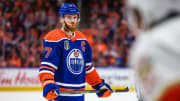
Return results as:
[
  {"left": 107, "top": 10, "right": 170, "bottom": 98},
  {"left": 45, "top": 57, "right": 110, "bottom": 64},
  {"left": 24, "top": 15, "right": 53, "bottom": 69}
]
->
[{"left": 61, "top": 28, "right": 75, "bottom": 38}]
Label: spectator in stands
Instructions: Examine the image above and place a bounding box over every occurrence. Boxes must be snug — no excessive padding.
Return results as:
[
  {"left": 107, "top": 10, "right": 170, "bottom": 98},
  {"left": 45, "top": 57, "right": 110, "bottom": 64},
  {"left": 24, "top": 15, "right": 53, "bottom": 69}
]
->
[{"left": 0, "top": 0, "right": 135, "bottom": 68}]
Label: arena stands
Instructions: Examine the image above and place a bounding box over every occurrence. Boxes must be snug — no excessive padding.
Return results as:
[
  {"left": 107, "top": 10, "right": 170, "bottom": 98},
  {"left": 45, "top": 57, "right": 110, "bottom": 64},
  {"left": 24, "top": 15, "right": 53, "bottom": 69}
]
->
[{"left": 0, "top": 0, "right": 135, "bottom": 68}]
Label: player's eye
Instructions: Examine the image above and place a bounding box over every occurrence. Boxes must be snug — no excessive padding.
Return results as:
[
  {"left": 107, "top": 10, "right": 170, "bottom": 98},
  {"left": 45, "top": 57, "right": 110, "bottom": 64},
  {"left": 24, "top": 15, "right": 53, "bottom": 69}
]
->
[
  {"left": 74, "top": 16, "right": 77, "bottom": 19},
  {"left": 67, "top": 16, "right": 71, "bottom": 19}
]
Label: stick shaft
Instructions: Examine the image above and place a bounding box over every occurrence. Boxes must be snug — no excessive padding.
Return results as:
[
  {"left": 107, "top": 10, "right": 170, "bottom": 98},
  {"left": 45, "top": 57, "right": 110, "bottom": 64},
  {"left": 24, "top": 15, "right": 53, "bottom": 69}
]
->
[{"left": 60, "top": 87, "right": 129, "bottom": 94}]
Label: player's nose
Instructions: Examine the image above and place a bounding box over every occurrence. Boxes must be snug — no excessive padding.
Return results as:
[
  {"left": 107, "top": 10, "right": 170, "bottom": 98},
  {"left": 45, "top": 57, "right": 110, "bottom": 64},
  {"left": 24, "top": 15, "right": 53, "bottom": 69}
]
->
[{"left": 71, "top": 19, "right": 76, "bottom": 23}]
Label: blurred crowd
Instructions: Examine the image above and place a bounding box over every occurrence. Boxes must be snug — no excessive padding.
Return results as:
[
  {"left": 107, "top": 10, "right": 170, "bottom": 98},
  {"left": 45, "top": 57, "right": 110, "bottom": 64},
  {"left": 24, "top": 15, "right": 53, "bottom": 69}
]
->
[{"left": 0, "top": 0, "right": 135, "bottom": 68}]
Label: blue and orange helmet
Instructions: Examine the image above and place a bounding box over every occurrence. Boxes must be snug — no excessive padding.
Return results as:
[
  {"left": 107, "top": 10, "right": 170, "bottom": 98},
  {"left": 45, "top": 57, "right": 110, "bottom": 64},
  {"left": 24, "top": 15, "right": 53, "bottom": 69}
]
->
[{"left": 59, "top": 3, "right": 80, "bottom": 20}]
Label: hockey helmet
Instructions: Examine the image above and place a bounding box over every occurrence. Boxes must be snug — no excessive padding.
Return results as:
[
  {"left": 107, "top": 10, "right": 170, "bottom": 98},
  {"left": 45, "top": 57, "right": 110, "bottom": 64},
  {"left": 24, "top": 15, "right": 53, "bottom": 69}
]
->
[{"left": 59, "top": 3, "right": 80, "bottom": 20}]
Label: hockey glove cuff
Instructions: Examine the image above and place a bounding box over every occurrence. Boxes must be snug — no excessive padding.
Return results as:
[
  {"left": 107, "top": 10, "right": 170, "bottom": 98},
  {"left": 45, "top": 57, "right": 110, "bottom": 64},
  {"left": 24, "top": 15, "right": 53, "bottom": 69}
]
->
[
  {"left": 93, "top": 80, "right": 112, "bottom": 98},
  {"left": 43, "top": 81, "right": 60, "bottom": 100}
]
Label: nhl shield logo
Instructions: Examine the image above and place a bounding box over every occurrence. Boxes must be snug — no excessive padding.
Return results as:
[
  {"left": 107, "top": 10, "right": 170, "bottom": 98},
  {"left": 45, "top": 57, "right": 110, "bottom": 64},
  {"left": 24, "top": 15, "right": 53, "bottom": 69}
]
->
[{"left": 64, "top": 40, "right": 70, "bottom": 50}]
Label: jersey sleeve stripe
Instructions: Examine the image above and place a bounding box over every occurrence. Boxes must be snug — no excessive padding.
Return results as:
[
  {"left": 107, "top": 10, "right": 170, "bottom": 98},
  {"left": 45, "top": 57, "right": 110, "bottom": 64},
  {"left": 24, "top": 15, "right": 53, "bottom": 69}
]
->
[
  {"left": 39, "top": 68, "right": 54, "bottom": 74},
  {"left": 86, "top": 67, "right": 95, "bottom": 74},
  {"left": 39, "top": 70, "right": 55, "bottom": 76},
  {"left": 41, "top": 62, "right": 58, "bottom": 70},
  {"left": 42, "top": 80, "right": 56, "bottom": 88},
  {"left": 85, "top": 65, "right": 92, "bottom": 70},
  {"left": 39, "top": 73, "right": 54, "bottom": 82},
  {"left": 86, "top": 62, "right": 92, "bottom": 66},
  {"left": 40, "top": 66, "right": 56, "bottom": 73}
]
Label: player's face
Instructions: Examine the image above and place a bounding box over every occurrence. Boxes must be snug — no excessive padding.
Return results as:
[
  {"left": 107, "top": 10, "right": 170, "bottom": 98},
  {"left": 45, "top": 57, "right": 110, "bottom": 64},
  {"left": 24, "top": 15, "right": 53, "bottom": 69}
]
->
[{"left": 64, "top": 14, "right": 78, "bottom": 32}]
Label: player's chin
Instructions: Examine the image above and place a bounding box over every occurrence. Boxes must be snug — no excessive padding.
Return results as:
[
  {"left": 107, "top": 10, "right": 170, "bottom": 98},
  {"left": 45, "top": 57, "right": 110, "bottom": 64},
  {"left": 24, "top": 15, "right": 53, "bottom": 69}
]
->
[{"left": 69, "top": 26, "right": 77, "bottom": 31}]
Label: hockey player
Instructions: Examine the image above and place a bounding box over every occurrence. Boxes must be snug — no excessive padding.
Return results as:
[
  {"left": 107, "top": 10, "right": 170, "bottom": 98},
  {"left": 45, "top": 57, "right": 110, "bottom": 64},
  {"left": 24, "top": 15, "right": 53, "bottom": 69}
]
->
[
  {"left": 128, "top": 0, "right": 180, "bottom": 101},
  {"left": 38, "top": 3, "right": 112, "bottom": 101}
]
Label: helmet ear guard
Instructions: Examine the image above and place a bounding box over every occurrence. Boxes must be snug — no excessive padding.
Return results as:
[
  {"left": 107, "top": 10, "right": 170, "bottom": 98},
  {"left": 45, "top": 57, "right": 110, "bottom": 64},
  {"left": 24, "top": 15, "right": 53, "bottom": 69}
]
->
[{"left": 59, "top": 3, "right": 80, "bottom": 21}]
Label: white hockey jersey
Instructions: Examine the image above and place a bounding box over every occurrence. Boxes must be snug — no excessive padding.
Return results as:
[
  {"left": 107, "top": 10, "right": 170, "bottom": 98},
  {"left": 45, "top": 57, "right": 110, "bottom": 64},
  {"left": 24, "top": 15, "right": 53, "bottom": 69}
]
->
[{"left": 130, "top": 17, "right": 180, "bottom": 101}]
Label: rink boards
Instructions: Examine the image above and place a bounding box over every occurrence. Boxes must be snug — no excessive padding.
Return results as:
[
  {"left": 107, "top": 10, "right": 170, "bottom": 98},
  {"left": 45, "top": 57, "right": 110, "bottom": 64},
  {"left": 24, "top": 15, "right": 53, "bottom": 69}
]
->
[{"left": 0, "top": 67, "right": 135, "bottom": 92}]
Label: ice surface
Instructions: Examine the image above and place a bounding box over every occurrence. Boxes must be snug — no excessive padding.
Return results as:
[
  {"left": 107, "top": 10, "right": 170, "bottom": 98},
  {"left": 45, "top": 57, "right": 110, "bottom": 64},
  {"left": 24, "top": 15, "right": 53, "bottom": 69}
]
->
[{"left": 0, "top": 91, "right": 138, "bottom": 101}]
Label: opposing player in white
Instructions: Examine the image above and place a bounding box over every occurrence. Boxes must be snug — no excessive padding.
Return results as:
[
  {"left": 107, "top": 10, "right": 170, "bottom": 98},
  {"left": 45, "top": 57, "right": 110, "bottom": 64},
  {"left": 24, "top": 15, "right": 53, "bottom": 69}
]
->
[{"left": 128, "top": 0, "right": 180, "bottom": 101}]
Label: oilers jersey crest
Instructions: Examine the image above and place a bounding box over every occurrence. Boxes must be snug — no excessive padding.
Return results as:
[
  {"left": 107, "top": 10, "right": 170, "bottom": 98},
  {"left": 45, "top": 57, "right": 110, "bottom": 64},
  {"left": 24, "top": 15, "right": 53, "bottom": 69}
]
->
[
  {"left": 39, "top": 29, "right": 102, "bottom": 101},
  {"left": 67, "top": 49, "right": 84, "bottom": 75}
]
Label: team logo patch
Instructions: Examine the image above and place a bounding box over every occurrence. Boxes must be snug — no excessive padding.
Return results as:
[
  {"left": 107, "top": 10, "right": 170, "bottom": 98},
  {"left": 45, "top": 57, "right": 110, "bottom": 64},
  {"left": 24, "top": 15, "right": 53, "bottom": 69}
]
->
[
  {"left": 64, "top": 40, "right": 70, "bottom": 50},
  {"left": 66, "top": 49, "right": 84, "bottom": 74}
]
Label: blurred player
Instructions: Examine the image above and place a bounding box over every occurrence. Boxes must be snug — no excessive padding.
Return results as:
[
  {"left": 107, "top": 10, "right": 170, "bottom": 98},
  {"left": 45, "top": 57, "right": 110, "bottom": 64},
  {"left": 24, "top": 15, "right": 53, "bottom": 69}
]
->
[
  {"left": 38, "top": 3, "right": 112, "bottom": 101},
  {"left": 128, "top": 0, "right": 180, "bottom": 101}
]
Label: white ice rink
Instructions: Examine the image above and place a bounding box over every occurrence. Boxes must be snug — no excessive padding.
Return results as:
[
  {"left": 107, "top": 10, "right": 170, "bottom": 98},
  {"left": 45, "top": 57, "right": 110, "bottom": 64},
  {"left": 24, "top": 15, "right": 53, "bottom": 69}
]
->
[{"left": 0, "top": 91, "right": 138, "bottom": 101}]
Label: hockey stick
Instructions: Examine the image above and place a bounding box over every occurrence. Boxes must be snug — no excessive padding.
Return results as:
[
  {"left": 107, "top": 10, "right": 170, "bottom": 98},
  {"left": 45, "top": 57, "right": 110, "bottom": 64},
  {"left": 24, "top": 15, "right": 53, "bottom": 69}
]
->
[{"left": 60, "top": 87, "right": 129, "bottom": 94}]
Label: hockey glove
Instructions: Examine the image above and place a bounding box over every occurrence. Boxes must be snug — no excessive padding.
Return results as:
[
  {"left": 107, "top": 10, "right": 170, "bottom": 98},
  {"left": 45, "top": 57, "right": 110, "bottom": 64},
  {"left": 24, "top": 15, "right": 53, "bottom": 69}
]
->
[
  {"left": 43, "top": 83, "right": 60, "bottom": 100},
  {"left": 93, "top": 80, "right": 113, "bottom": 98}
]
